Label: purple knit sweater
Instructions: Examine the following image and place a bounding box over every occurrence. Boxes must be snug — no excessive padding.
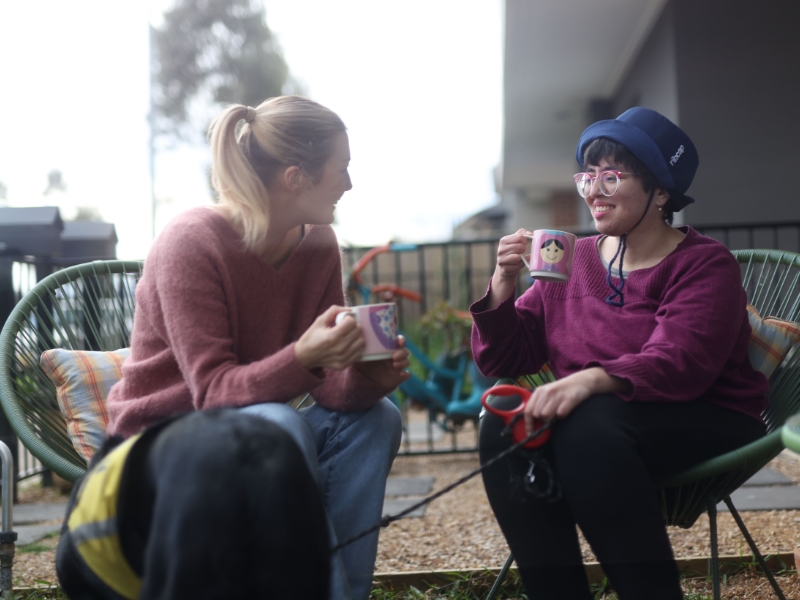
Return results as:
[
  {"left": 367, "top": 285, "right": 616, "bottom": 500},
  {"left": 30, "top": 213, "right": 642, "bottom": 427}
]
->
[
  {"left": 107, "top": 208, "right": 390, "bottom": 437},
  {"left": 471, "top": 227, "right": 768, "bottom": 421}
]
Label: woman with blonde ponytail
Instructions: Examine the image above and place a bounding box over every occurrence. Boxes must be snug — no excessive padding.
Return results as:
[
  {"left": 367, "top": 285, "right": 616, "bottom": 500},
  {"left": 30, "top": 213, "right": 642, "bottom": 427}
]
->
[{"left": 101, "top": 96, "right": 409, "bottom": 599}]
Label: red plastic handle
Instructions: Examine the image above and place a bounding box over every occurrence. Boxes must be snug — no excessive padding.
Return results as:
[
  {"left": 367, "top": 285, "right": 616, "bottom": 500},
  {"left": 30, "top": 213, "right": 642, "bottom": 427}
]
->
[{"left": 481, "top": 384, "right": 551, "bottom": 449}]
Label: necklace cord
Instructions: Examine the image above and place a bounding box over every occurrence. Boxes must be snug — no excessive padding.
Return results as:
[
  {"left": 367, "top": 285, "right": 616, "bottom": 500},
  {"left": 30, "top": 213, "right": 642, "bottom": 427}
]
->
[{"left": 604, "top": 188, "right": 656, "bottom": 307}]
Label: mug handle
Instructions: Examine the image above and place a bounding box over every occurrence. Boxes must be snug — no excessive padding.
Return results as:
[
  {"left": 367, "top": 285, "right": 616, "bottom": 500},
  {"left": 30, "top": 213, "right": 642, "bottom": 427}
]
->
[
  {"left": 520, "top": 234, "right": 533, "bottom": 270},
  {"left": 334, "top": 309, "right": 358, "bottom": 326}
]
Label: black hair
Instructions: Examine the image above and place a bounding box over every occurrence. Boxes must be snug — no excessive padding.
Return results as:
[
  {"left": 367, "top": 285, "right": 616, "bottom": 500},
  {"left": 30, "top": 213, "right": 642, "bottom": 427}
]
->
[
  {"left": 583, "top": 137, "right": 674, "bottom": 225},
  {"left": 541, "top": 239, "right": 564, "bottom": 250}
]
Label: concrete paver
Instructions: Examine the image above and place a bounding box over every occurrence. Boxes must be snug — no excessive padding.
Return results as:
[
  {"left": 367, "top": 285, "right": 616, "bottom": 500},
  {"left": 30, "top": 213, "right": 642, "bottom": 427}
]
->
[
  {"left": 718, "top": 486, "right": 800, "bottom": 512},
  {"left": 382, "top": 498, "right": 427, "bottom": 519},
  {"left": 382, "top": 476, "right": 436, "bottom": 519},
  {"left": 385, "top": 477, "right": 434, "bottom": 497},
  {"left": 401, "top": 423, "right": 444, "bottom": 444},
  {"left": 14, "top": 502, "right": 68, "bottom": 525},
  {"left": 742, "top": 467, "right": 793, "bottom": 487},
  {"left": 16, "top": 523, "right": 61, "bottom": 546},
  {"left": 8, "top": 466, "right": 800, "bottom": 544}
]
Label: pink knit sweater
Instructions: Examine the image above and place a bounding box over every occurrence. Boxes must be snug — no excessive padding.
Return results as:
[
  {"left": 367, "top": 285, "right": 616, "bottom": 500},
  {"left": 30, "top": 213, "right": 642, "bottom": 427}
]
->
[{"left": 107, "top": 208, "right": 389, "bottom": 437}]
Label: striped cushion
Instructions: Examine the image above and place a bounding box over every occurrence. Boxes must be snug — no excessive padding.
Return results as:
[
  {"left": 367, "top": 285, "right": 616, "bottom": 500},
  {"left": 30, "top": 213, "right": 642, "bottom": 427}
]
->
[
  {"left": 40, "top": 348, "right": 130, "bottom": 462},
  {"left": 746, "top": 304, "right": 800, "bottom": 381}
]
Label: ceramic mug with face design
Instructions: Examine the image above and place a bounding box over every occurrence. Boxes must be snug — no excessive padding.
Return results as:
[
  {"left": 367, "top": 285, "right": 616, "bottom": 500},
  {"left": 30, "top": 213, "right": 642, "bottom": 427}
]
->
[
  {"left": 335, "top": 303, "right": 399, "bottom": 361},
  {"left": 521, "top": 229, "right": 577, "bottom": 283}
]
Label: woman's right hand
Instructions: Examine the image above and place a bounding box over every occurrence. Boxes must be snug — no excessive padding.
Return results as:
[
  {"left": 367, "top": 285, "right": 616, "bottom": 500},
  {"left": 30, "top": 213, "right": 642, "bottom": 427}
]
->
[
  {"left": 488, "top": 229, "right": 531, "bottom": 309},
  {"left": 295, "top": 306, "right": 365, "bottom": 370}
]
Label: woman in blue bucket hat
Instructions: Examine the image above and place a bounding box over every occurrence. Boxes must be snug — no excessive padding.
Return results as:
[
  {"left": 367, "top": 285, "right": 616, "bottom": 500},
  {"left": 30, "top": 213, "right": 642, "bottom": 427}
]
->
[{"left": 472, "top": 107, "right": 768, "bottom": 599}]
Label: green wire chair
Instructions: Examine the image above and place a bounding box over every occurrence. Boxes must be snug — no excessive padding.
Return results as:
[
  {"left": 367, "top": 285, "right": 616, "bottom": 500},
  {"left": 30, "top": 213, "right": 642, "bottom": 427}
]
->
[
  {"left": 487, "top": 249, "right": 800, "bottom": 600},
  {"left": 0, "top": 260, "right": 143, "bottom": 483},
  {"left": 781, "top": 413, "right": 800, "bottom": 456}
]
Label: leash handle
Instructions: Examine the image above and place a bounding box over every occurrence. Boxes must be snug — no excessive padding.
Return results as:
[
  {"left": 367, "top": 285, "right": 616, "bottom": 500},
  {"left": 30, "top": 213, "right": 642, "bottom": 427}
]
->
[{"left": 481, "top": 384, "right": 551, "bottom": 449}]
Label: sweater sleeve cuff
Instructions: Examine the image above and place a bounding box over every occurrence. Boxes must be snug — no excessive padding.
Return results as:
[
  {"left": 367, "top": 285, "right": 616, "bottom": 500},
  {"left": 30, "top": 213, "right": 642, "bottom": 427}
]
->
[
  {"left": 586, "top": 358, "right": 644, "bottom": 402},
  {"left": 254, "top": 343, "right": 327, "bottom": 395},
  {"left": 470, "top": 284, "right": 520, "bottom": 345}
]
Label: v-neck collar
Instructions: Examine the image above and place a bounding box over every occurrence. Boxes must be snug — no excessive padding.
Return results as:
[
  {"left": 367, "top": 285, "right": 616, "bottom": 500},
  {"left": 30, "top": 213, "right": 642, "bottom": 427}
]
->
[{"left": 203, "top": 207, "right": 312, "bottom": 273}]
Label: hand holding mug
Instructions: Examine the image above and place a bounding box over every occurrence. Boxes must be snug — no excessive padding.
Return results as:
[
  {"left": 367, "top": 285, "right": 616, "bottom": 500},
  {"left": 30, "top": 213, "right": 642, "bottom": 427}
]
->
[
  {"left": 489, "top": 228, "right": 577, "bottom": 309},
  {"left": 521, "top": 230, "right": 577, "bottom": 283},
  {"left": 354, "top": 335, "right": 412, "bottom": 389},
  {"left": 489, "top": 229, "right": 532, "bottom": 309},
  {"left": 334, "top": 303, "right": 400, "bottom": 360},
  {"left": 295, "top": 305, "right": 364, "bottom": 370},
  {"left": 495, "top": 229, "right": 532, "bottom": 281},
  {"left": 336, "top": 303, "right": 410, "bottom": 389}
]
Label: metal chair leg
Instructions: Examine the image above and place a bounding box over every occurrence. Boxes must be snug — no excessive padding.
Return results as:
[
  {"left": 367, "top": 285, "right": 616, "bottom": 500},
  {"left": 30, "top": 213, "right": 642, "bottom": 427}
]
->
[
  {"left": 707, "top": 498, "right": 721, "bottom": 600},
  {"left": 486, "top": 552, "right": 514, "bottom": 600},
  {"left": 0, "top": 442, "right": 16, "bottom": 600},
  {"left": 722, "top": 496, "right": 787, "bottom": 600}
]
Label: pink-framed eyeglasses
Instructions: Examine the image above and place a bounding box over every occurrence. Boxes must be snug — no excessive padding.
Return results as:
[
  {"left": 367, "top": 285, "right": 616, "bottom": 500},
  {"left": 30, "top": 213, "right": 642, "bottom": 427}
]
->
[{"left": 573, "top": 170, "right": 633, "bottom": 198}]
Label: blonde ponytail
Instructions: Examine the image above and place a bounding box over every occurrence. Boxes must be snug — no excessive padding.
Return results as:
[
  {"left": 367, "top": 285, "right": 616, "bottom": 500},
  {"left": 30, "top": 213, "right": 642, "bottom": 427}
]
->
[
  {"left": 208, "top": 104, "right": 270, "bottom": 251},
  {"left": 208, "top": 96, "right": 346, "bottom": 252}
]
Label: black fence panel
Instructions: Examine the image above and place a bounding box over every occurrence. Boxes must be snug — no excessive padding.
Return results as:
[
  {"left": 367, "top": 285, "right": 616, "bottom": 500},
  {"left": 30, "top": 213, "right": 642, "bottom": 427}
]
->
[
  {"left": 5, "top": 221, "right": 799, "bottom": 461},
  {"left": 342, "top": 221, "right": 800, "bottom": 319}
]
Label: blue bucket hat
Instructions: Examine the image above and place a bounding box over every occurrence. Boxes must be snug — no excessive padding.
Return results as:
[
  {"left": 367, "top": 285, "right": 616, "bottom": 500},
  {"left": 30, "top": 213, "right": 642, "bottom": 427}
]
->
[{"left": 575, "top": 107, "right": 699, "bottom": 211}]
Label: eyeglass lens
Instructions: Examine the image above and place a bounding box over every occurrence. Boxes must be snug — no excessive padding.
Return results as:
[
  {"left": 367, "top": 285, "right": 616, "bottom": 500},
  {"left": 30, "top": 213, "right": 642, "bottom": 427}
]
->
[{"left": 575, "top": 172, "right": 620, "bottom": 198}]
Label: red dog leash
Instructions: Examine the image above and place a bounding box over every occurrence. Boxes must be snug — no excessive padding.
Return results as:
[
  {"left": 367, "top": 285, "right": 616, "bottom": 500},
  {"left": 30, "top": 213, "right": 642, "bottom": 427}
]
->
[{"left": 479, "top": 384, "right": 551, "bottom": 449}]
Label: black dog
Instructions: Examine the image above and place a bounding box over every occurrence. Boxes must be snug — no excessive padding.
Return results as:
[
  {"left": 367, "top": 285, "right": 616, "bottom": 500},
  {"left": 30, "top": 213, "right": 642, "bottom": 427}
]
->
[{"left": 57, "top": 409, "right": 330, "bottom": 599}]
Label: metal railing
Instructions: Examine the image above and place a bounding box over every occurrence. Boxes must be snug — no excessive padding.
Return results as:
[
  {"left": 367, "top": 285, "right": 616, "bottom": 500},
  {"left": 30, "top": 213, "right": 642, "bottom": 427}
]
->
[
  {"left": 690, "top": 221, "right": 800, "bottom": 253},
  {"left": 343, "top": 220, "right": 800, "bottom": 454},
  {"left": 341, "top": 240, "right": 499, "bottom": 331},
  {"left": 341, "top": 221, "right": 800, "bottom": 319},
  {"left": 3, "top": 220, "right": 799, "bottom": 465},
  {"left": 0, "top": 441, "right": 16, "bottom": 598}
]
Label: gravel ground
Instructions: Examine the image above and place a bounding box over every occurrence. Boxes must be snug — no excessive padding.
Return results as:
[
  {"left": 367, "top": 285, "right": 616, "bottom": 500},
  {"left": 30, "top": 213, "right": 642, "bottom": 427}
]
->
[
  {"left": 11, "top": 417, "right": 800, "bottom": 597},
  {"left": 376, "top": 418, "right": 800, "bottom": 598},
  {"left": 11, "top": 482, "right": 68, "bottom": 589},
  {"left": 377, "top": 449, "right": 800, "bottom": 566}
]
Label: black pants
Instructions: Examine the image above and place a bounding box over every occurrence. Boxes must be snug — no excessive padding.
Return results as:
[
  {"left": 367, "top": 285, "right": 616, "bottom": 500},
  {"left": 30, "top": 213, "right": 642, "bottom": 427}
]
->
[
  {"left": 57, "top": 409, "right": 331, "bottom": 600},
  {"left": 479, "top": 394, "right": 766, "bottom": 600}
]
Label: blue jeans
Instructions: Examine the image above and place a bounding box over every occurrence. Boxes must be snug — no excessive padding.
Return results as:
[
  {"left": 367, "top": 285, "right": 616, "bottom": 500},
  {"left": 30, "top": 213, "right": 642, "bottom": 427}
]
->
[{"left": 240, "top": 398, "right": 402, "bottom": 600}]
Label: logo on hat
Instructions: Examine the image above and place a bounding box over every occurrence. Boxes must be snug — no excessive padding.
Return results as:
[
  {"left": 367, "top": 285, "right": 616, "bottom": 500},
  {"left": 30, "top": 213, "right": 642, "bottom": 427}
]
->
[{"left": 669, "top": 145, "right": 685, "bottom": 166}]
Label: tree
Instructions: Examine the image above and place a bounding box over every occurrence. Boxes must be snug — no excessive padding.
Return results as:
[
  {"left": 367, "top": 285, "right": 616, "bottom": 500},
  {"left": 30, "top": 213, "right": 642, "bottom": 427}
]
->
[
  {"left": 71, "top": 206, "right": 103, "bottom": 222},
  {"left": 152, "top": 0, "right": 293, "bottom": 141},
  {"left": 43, "top": 170, "right": 67, "bottom": 195}
]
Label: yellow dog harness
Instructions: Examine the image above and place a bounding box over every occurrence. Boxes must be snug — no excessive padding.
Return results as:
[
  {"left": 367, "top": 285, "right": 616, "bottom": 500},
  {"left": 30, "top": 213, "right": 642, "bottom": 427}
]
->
[{"left": 66, "top": 434, "right": 142, "bottom": 599}]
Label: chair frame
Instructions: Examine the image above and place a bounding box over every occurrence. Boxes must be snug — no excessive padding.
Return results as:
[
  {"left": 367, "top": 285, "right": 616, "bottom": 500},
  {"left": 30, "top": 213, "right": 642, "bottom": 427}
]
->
[
  {"left": 486, "top": 249, "right": 800, "bottom": 600},
  {"left": 0, "top": 260, "right": 143, "bottom": 482}
]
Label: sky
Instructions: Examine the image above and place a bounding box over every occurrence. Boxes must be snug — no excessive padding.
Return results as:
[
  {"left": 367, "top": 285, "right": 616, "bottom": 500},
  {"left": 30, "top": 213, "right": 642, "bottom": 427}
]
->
[{"left": 0, "top": 0, "right": 503, "bottom": 259}]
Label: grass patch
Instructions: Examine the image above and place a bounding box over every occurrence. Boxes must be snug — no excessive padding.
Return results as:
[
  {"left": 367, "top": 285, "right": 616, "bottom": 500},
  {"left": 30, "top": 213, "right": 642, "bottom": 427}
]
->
[
  {"left": 371, "top": 570, "right": 529, "bottom": 599},
  {"left": 17, "top": 531, "right": 59, "bottom": 554},
  {"left": 10, "top": 584, "right": 67, "bottom": 599},
  {"left": 370, "top": 571, "right": 723, "bottom": 599},
  {"left": 16, "top": 543, "right": 50, "bottom": 555}
]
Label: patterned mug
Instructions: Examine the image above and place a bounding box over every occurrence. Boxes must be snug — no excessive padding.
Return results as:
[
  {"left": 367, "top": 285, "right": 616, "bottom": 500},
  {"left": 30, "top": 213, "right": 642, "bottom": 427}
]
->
[
  {"left": 521, "top": 229, "right": 577, "bottom": 283},
  {"left": 335, "top": 303, "right": 399, "bottom": 361}
]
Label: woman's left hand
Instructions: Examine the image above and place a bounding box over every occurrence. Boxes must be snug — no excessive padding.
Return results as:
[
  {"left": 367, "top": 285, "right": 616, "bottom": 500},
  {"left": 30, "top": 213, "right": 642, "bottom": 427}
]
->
[
  {"left": 353, "top": 335, "right": 412, "bottom": 390},
  {"left": 523, "top": 367, "right": 631, "bottom": 433}
]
